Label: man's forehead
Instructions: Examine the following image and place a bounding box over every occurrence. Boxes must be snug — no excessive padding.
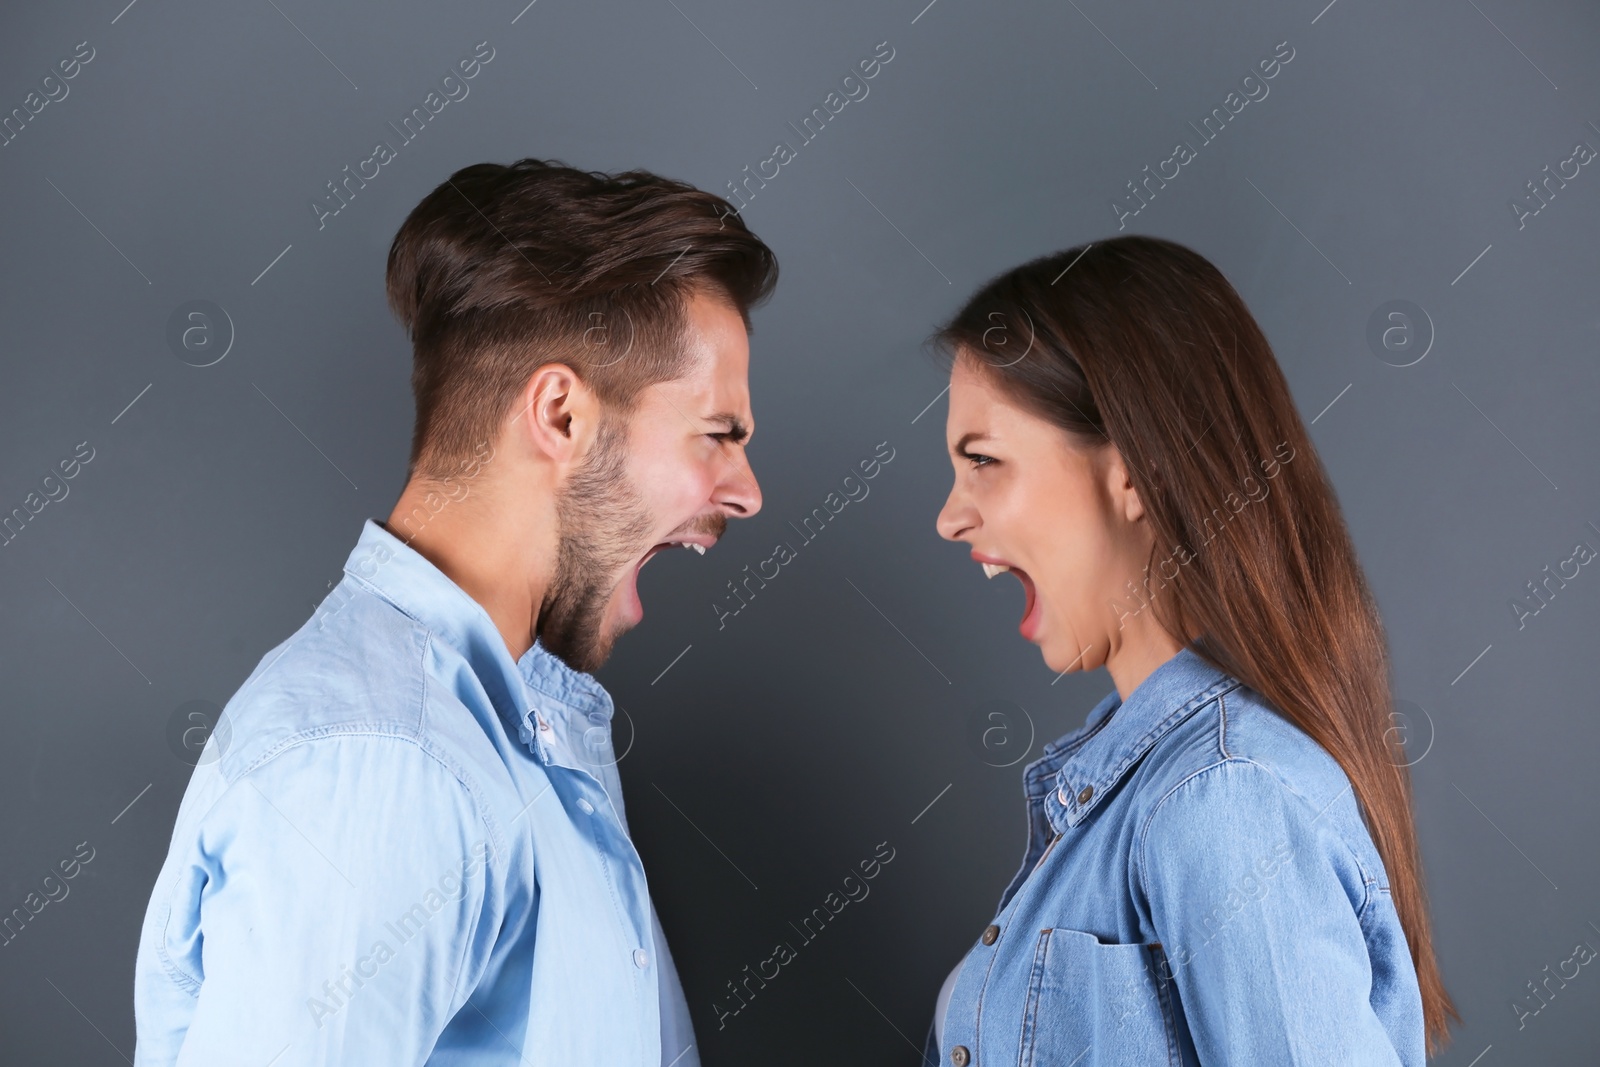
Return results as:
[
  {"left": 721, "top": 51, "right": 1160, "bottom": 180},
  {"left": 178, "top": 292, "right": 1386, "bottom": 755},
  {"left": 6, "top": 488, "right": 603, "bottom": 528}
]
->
[{"left": 637, "top": 354, "right": 751, "bottom": 433}]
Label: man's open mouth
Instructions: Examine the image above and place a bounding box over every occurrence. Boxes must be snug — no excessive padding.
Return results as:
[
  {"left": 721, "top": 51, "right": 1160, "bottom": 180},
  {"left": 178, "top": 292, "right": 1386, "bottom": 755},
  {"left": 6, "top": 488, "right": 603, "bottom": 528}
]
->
[
  {"left": 622, "top": 534, "right": 719, "bottom": 626},
  {"left": 638, "top": 536, "right": 714, "bottom": 571}
]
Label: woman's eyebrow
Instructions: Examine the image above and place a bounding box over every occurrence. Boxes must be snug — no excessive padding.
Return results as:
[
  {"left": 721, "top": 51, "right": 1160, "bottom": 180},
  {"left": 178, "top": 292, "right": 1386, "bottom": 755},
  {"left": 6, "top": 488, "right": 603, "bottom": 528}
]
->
[{"left": 952, "top": 431, "right": 992, "bottom": 453}]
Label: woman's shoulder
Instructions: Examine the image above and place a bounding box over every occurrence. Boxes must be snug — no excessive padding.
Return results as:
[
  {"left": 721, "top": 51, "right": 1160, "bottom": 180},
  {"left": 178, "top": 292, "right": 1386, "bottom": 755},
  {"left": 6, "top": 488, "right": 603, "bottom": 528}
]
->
[{"left": 1132, "top": 684, "right": 1389, "bottom": 887}]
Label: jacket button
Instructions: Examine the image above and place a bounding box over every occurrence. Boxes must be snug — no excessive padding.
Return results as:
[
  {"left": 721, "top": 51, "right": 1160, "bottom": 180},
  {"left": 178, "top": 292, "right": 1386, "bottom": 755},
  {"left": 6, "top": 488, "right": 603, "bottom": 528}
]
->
[
  {"left": 950, "top": 1046, "right": 970, "bottom": 1066},
  {"left": 1077, "top": 784, "right": 1094, "bottom": 804},
  {"left": 980, "top": 924, "right": 1000, "bottom": 946}
]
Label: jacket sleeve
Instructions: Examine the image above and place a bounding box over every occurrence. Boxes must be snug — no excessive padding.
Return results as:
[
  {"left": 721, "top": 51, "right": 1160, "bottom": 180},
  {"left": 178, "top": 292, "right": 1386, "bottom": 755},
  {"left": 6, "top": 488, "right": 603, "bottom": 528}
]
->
[
  {"left": 1137, "top": 758, "right": 1404, "bottom": 1066},
  {"left": 166, "top": 735, "right": 497, "bottom": 1067}
]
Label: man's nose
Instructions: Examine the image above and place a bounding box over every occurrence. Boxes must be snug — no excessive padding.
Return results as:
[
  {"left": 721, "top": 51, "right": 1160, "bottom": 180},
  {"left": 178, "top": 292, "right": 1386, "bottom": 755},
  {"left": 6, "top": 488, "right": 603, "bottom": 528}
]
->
[{"left": 717, "top": 451, "right": 762, "bottom": 518}]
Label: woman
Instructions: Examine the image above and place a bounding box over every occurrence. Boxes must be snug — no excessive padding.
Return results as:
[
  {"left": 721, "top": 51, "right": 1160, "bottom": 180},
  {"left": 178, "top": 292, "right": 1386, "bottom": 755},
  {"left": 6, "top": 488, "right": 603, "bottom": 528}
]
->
[{"left": 922, "top": 236, "right": 1457, "bottom": 1065}]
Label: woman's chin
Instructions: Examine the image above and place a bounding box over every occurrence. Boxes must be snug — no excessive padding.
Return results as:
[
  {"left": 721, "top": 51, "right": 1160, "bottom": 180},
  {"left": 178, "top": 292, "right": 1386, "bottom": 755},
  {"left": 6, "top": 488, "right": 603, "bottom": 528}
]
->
[
  {"left": 1037, "top": 635, "right": 1066, "bottom": 673},
  {"left": 1038, "top": 630, "right": 1095, "bottom": 676}
]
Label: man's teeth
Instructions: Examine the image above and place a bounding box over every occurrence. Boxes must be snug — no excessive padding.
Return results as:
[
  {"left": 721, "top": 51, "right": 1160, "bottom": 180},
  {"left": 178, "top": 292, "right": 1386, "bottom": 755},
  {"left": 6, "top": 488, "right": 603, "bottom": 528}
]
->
[
  {"left": 981, "top": 563, "right": 1010, "bottom": 579},
  {"left": 684, "top": 543, "right": 706, "bottom": 555}
]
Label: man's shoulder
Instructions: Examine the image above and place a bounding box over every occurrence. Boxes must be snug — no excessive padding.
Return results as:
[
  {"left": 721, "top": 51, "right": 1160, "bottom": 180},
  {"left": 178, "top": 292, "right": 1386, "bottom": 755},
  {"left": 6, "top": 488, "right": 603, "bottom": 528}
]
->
[{"left": 211, "top": 580, "right": 438, "bottom": 777}]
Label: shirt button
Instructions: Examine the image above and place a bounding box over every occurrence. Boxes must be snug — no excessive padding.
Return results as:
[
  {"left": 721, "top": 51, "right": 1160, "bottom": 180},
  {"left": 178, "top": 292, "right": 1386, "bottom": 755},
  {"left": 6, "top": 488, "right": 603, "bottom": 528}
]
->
[
  {"left": 950, "top": 1045, "right": 970, "bottom": 1066},
  {"left": 576, "top": 797, "right": 594, "bottom": 815},
  {"left": 980, "top": 924, "right": 1000, "bottom": 946},
  {"left": 1057, "top": 786, "right": 1069, "bottom": 806},
  {"left": 1077, "top": 784, "right": 1094, "bottom": 804},
  {"left": 633, "top": 948, "right": 650, "bottom": 969}
]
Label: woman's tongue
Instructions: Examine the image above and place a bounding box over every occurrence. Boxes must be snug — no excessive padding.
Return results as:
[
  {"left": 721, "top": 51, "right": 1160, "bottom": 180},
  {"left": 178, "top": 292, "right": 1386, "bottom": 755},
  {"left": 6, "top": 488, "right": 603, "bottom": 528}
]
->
[{"left": 1015, "top": 568, "right": 1043, "bottom": 641}]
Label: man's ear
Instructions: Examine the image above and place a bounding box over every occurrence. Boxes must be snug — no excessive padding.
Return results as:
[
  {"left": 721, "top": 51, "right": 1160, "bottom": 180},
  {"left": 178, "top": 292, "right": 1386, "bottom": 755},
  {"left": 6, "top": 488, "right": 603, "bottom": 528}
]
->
[{"left": 516, "top": 363, "right": 597, "bottom": 469}]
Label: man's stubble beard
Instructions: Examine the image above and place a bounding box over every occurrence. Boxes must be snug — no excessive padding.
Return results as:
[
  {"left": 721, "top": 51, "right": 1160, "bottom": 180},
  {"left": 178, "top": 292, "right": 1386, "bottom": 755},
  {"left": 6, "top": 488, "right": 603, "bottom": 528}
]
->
[{"left": 538, "top": 414, "right": 655, "bottom": 674}]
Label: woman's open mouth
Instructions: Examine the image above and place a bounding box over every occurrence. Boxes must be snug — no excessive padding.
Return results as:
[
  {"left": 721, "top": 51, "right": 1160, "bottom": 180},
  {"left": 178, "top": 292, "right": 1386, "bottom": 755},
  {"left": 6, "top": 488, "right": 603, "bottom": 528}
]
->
[{"left": 974, "top": 553, "right": 1042, "bottom": 641}]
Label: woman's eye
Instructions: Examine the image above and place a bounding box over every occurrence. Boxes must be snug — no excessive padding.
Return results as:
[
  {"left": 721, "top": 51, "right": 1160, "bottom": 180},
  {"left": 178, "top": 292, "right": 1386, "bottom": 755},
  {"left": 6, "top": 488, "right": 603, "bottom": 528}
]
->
[{"left": 963, "top": 451, "right": 996, "bottom": 468}]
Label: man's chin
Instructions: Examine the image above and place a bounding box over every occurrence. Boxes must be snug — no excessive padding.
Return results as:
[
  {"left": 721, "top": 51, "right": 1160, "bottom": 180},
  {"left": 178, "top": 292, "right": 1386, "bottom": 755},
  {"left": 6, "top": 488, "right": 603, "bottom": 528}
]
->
[
  {"left": 545, "top": 618, "right": 634, "bottom": 676},
  {"left": 585, "top": 625, "right": 630, "bottom": 673}
]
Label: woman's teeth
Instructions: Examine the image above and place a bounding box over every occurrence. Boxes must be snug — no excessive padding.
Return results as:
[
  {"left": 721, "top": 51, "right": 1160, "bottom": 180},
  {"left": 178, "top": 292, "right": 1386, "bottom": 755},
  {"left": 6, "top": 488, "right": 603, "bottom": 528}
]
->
[{"left": 981, "top": 562, "right": 1011, "bottom": 579}]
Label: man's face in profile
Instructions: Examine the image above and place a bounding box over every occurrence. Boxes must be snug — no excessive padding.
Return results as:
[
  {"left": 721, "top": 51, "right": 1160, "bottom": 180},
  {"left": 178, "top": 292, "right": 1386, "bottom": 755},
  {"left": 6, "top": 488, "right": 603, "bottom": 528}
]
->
[{"left": 538, "top": 289, "right": 763, "bottom": 672}]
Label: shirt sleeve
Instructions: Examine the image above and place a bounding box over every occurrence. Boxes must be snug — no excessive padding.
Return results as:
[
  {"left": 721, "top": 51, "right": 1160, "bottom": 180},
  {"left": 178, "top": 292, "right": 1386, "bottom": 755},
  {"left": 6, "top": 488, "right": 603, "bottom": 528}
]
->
[
  {"left": 1137, "top": 758, "right": 1403, "bottom": 1066},
  {"left": 170, "top": 734, "right": 497, "bottom": 1067}
]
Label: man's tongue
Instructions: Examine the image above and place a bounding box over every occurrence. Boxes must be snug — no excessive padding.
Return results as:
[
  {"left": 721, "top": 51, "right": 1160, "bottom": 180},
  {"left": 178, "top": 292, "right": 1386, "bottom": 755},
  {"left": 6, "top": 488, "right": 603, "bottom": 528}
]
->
[
  {"left": 621, "top": 562, "right": 644, "bottom": 626},
  {"left": 622, "top": 542, "right": 672, "bottom": 626}
]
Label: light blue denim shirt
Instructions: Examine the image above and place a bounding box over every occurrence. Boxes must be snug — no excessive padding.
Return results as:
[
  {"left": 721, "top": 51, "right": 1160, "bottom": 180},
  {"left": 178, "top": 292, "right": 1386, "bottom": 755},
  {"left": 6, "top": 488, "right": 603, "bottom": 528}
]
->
[
  {"left": 134, "top": 518, "right": 699, "bottom": 1067},
  {"left": 927, "top": 644, "right": 1425, "bottom": 1066}
]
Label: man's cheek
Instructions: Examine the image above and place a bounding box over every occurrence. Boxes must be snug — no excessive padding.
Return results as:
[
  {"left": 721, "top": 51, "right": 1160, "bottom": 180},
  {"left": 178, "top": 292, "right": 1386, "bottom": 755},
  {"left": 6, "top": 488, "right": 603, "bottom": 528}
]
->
[
  {"left": 678, "top": 457, "right": 724, "bottom": 511},
  {"left": 636, "top": 460, "right": 706, "bottom": 525}
]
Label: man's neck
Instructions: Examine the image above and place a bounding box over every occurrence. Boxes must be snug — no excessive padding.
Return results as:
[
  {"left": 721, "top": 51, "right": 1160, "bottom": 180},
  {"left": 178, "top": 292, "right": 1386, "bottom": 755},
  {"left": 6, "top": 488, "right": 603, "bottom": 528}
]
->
[{"left": 385, "top": 478, "right": 553, "bottom": 662}]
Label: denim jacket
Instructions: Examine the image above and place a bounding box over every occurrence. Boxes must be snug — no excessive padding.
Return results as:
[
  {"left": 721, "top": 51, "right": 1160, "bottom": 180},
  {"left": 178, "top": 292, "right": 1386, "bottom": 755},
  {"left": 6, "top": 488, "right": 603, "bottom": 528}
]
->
[
  {"left": 133, "top": 518, "right": 698, "bottom": 1066},
  {"left": 925, "top": 645, "right": 1425, "bottom": 1066}
]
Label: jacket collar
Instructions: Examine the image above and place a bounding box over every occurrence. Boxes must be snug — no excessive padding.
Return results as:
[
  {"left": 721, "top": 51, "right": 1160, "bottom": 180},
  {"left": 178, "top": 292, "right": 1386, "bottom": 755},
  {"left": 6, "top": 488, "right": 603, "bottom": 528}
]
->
[
  {"left": 1024, "top": 644, "right": 1242, "bottom": 834},
  {"left": 340, "top": 518, "right": 613, "bottom": 765}
]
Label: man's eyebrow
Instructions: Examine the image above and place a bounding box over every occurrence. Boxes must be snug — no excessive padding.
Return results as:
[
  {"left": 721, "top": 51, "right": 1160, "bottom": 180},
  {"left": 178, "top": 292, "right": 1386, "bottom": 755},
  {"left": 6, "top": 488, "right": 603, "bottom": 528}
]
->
[{"left": 706, "top": 412, "right": 751, "bottom": 442}]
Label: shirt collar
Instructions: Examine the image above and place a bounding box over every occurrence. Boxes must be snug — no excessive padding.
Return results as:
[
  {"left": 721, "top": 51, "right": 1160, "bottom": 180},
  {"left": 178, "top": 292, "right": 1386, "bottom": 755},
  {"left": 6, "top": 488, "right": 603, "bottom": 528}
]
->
[
  {"left": 340, "top": 518, "right": 614, "bottom": 764},
  {"left": 1024, "top": 644, "right": 1242, "bottom": 833}
]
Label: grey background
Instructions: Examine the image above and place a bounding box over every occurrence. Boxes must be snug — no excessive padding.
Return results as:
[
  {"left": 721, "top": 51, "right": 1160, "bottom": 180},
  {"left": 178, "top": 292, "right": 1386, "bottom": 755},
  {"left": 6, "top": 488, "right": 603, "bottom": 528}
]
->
[{"left": 1, "top": 0, "right": 1596, "bottom": 1062}]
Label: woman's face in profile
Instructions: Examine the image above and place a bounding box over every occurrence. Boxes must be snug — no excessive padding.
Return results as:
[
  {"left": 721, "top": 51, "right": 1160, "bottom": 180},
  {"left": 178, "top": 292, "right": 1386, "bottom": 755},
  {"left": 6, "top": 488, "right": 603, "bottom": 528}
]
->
[{"left": 936, "top": 354, "right": 1153, "bottom": 675}]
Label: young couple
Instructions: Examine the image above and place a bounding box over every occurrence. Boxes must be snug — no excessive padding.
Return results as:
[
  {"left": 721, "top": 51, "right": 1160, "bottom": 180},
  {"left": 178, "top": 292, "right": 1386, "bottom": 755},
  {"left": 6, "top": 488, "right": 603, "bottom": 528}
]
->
[{"left": 132, "top": 158, "right": 1457, "bottom": 1065}]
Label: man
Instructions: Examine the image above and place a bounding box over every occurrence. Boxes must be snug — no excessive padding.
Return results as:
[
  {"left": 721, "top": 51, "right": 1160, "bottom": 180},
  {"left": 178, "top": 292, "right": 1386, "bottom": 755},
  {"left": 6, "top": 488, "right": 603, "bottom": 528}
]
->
[{"left": 132, "top": 158, "right": 778, "bottom": 1065}]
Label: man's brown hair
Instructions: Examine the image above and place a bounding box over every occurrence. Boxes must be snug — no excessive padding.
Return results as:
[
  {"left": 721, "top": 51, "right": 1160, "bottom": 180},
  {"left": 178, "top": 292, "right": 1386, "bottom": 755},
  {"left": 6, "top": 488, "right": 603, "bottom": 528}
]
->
[{"left": 386, "top": 158, "right": 779, "bottom": 481}]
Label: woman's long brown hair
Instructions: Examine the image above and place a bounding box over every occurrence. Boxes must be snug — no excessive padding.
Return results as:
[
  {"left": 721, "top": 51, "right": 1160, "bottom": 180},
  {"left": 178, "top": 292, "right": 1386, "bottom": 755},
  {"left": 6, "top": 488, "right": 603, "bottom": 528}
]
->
[{"left": 931, "top": 235, "right": 1458, "bottom": 1054}]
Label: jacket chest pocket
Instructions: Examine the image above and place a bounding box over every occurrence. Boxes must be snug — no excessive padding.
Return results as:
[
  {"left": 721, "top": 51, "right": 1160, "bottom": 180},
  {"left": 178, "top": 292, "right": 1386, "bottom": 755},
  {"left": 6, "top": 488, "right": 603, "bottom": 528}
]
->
[{"left": 1015, "top": 928, "right": 1179, "bottom": 1067}]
